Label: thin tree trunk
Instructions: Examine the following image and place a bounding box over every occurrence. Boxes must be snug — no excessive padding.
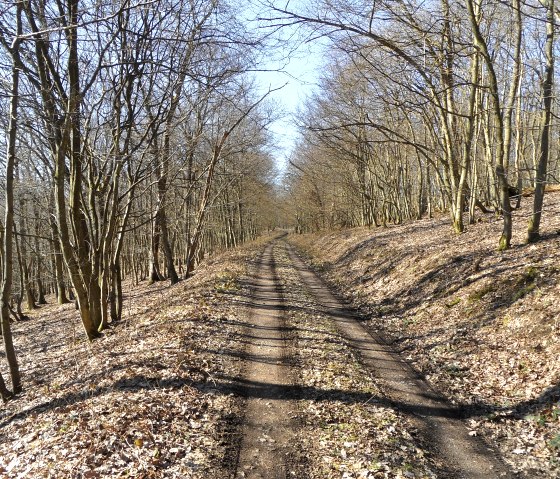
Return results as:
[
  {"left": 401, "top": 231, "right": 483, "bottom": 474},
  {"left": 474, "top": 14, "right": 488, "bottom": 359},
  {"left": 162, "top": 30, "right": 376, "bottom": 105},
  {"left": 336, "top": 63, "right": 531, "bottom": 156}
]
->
[
  {"left": 466, "top": 0, "right": 511, "bottom": 249},
  {"left": 1, "top": 2, "right": 23, "bottom": 395},
  {"left": 514, "top": 79, "right": 524, "bottom": 210},
  {"left": 51, "top": 220, "right": 69, "bottom": 304},
  {"left": 17, "top": 190, "right": 36, "bottom": 311},
  {"left": 527, "top": 0, "right": 554, "bottom": 242},
  {"left": 33, "top": 205, "right": 46, "bottom": 304}
]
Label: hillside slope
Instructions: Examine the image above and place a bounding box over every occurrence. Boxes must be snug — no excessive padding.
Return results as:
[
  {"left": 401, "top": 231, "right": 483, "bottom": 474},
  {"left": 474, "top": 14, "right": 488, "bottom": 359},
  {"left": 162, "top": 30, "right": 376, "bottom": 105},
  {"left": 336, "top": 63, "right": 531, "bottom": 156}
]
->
[
  {"left": 289, "top": 193, "right": 560, "bottom": 477},
  {"left": 0, "top": 238, "right": 270, "bottom": 478}
]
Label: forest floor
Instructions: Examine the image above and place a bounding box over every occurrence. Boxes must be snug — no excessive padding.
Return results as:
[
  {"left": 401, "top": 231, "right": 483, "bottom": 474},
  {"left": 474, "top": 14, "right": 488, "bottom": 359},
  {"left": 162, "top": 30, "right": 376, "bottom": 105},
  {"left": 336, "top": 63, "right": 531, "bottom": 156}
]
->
[
  {"left": 0, "top": 234, "right": 276, "bottom": 479},
  {"left": 0, "top": 195, "right": 558, "bottom": 479},
  {"left": 290, "top": 193, "right": 560, "bottom": 478}
]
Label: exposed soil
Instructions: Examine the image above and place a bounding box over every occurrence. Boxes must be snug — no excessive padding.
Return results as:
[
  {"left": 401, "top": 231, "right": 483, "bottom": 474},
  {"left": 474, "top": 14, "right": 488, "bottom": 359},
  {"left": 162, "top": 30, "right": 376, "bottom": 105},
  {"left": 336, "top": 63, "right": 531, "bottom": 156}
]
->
[
  {"left": 233, "top": 238, "right": 514, "bottom": 478},
  {"left": 285, "top": 243, "right": 513, "bottom": 478},
  {"left": 259, "top": 240, "right": 442, "bottom": 478},
  {"left": 288, "top": 192, "right": 560, "bottom": 478},
  {"left": 2, "top": 197, "right": 556, "bottom": 478},
  {"left": 233, "top": 242, "right": 297, "bottom": 478}
]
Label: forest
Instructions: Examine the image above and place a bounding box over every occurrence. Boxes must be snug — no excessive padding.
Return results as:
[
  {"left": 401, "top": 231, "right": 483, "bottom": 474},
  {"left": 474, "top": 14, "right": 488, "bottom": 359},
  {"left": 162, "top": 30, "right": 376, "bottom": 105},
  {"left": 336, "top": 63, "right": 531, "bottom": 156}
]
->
[{"left": 0, "top": 0, "right": 559, "bottom": 478}]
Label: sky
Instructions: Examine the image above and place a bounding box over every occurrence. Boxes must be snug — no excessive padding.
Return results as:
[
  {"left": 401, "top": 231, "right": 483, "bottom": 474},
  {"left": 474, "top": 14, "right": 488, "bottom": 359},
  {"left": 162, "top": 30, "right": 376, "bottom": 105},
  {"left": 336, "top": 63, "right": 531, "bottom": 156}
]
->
[
  {"left": 244, "top": 1, "right": 326, "bottom": 175},
  {"left": 257, "top": 46, "right": 323, "bottom": 173}
]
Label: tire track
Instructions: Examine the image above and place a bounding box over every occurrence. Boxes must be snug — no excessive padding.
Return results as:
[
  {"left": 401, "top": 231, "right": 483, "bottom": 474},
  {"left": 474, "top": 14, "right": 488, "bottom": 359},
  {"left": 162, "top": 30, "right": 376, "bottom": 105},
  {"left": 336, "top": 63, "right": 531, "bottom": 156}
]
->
[
  {"left": 284, "top": 241, "right": 516, "bottom": 479},
  {"left": 234, "top": 242, "right": 297, "bottom": 479}
]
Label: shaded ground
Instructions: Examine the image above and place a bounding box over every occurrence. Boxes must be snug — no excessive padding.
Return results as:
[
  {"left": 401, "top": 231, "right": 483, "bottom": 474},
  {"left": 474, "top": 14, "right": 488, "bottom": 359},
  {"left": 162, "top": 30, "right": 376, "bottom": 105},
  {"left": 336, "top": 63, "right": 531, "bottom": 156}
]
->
[
  {"left": 234, "top": 242, "right": 298, "bottom": 479},
  {"left": 0, "top": 238, "right": 269, "bottom": 478},
  {"left": 267, "top": 241, "right": 442, "bottom": 478},
  {"left": 289, "top": 193, "right": 560, "bottom": 478},
  {"left": 2, "top": 194, "right": 558, "bottom": 478}
]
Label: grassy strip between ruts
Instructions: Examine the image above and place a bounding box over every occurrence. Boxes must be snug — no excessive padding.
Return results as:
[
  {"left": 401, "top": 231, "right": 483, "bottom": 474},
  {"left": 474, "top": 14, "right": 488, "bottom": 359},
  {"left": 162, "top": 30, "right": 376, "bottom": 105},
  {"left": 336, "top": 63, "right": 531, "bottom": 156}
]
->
[{"left": 287, "top": 193, "right": 560, "bottom": 478}]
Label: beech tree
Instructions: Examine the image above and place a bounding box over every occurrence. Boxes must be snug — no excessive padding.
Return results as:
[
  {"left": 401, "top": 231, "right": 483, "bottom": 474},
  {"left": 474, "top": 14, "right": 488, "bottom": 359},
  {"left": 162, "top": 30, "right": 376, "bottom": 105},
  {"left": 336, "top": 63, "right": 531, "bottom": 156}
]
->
[
  {"left": 270, "top": 0, "right": 559, "bottom": 245},
  {"left": 0, "top": 0, "right": 23, "bottom": 400},
  {"left": 527, "top": 0, "right": 555, "bottom": 242}
]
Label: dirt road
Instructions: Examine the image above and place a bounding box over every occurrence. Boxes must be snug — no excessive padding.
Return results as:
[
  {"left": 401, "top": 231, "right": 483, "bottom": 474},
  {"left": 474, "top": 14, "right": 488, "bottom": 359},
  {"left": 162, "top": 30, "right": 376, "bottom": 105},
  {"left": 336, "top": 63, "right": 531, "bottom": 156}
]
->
[
  {"left": 234, "top": 243, "right": 298, "bottom": 478},
  {"left": 232, "top": 239, "right": 516, "bottom": 478}
]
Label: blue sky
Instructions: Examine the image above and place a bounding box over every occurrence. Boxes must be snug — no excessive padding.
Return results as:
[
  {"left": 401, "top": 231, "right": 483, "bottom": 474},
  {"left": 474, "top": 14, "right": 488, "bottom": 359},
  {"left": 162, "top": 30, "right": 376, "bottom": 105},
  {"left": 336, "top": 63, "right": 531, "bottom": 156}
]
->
[
  {"left": 257, "top": 43, "right": 323, "bottom": 172},
  {"left": 244, "top": 1, "right": 326, "bottom": 174}
]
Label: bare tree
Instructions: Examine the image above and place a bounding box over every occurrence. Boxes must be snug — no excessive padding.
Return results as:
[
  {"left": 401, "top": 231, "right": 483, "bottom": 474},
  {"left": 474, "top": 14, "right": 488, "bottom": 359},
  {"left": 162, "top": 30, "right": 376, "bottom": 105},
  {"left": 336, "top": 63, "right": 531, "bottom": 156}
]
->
[
  {"left": 0, "top": 0, "right": 23, "bottom": 398},
  {"left": 527, "top": 0, "right": 555, "bottom": 242}
]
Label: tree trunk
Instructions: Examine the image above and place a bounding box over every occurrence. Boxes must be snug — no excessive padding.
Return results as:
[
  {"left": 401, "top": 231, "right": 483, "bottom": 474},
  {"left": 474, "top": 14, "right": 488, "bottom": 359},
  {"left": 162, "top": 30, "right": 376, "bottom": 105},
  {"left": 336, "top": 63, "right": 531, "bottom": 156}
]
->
[
  {"left": 15, "top": 167, "right": 36, "bottom": 311},
  {"left": 1, "top": 3, "right": 23, "bottom": 394},
  {"left": 466, "top": 0, "right": 510, "bottom": 249},
  {"left": 51, "top": 220, "right": 69, "bottom": 304},
  {"left": 50, "top": 0, "right": 100, "bottom": 340},
  {"left": 33, "top": 205, "right": 46, "bottom": 304},
  {"left": 149, "top": 217, "right": 165, "bottom": 282},
  {"left": 527, "top": 0, "right": 554, "bottom": 243},
  {"left": 110, "top": 262, "right": 123, "bottom": 322}
]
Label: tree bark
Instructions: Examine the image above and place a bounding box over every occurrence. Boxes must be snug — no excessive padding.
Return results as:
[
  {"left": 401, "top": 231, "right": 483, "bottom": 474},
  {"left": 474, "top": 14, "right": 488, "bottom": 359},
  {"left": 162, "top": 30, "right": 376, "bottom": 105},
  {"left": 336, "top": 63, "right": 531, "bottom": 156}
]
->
[
  {"left": 466, "top": 0, "right": 511, "bottom": 249},
  {"left": 1, "top": 1, "right": 23, "bottom": 395},
  {"left": 527, "top": 0, "right": 554, "bottom": 243},
  {"left": 51, "top": 220, "right": 69, "bottom": 304}
]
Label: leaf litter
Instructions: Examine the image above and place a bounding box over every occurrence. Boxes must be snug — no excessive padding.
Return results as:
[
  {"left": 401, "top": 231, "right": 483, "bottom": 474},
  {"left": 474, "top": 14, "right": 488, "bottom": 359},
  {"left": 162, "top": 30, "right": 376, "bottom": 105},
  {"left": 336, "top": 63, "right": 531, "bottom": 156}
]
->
[
  {"left": 0, "top": 237, "right": 269, "bottom": 479},
  {"left": 272, "top": 243, "right": 440, "bottom": 478},
  {"left": 289, "top": 193, "right": 560, "bottom": 478},
  {"left": 4, "top": 189, "right": 559, "bottom": 479}
]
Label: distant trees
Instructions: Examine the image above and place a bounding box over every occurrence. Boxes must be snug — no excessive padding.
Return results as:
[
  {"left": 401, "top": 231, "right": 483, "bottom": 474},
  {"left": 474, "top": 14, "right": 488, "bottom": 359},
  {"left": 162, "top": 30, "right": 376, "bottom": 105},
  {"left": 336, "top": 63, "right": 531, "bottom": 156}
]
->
[
  {"left": 3, "top": 0, "right": 557, "bottom": 399},
  {"left": 0, "top": 0, "right": 277, "bottom": 396},
  {"left": 272, "top": 0, "right": 559, "bottom": 248}
]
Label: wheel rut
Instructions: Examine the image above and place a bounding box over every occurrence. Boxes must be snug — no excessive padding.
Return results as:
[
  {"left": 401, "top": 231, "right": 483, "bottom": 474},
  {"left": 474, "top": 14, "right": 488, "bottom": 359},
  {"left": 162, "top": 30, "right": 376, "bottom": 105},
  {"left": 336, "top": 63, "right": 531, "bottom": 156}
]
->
[
  {"left": 284, "top": 241, "right": 517, "bottom": 479},
  {"left": 231, "top": 239, "right": 517, "bottom": 478},
  {"left": 234, "top": 242, "right": 297, "bottom": 479}
]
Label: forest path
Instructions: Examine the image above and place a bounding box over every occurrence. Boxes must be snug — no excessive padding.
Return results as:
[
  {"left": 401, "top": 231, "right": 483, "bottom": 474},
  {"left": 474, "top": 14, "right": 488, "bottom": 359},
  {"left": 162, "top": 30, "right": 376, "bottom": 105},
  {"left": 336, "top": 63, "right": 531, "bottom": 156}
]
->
[
  {"left": 283, "top": 241, "right": 516, "bottom": 479},
  {"left": 234, "top": 241, "right": 297, "bottom": 478},
  {"left": 233, "top": 238, "right": 516, "bottom": 478}
]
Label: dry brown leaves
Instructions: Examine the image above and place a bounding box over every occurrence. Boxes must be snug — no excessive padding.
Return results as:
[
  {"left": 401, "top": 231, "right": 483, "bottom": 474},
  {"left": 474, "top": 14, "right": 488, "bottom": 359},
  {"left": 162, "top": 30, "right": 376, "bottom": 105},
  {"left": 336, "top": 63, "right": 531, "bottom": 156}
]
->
[
  {"left": 274, "top": 244, "right": 439, "bottom": 479},
  {"left": 290, "top": 194, "right": 560, "bottom": 478},
  {"left": 0, "top": 239, "right": 268, "bottom": 479}
]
